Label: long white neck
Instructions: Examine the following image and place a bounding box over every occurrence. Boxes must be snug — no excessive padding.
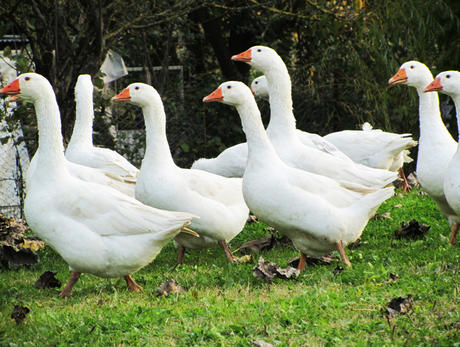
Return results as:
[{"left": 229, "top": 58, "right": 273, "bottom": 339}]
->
[
  {"left": 141, "top": 101, "right": 176, "bottom": 169},
  {"left": 68, "top": 84, "right": 94, "bottom": 149},
  {"left": 235, "top": 97, "right": 281, "bottom": 167},
  {"left": 34, "top": 92, "right": 68, "bottom": 177},
  {"left": 264, "top": 62, "right": 297, "bottom": 137},
  {"left": 415, "top": 82, "right": 455, "bottom": 146}
]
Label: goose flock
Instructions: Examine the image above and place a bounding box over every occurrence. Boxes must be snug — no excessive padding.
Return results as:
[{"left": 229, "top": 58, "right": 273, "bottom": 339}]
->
[{"left": 0, "top": 45, "right": 457, "bottom": 298}]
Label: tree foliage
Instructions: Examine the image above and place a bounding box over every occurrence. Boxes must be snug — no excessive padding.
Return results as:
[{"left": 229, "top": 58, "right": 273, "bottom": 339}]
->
[{"left": 1, "top": 0, "right": 460, "bottom": 167}]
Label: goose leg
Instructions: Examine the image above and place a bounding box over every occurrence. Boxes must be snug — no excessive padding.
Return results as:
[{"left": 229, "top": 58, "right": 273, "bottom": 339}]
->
[
  {"left": 124, "top": 275, "right": 143, "bottom": 292},
  {"left": 336, "top": 240, "right": 352, "bottom": 267},
  {"left": 177, "top": 245, "right": 186, "bottom": 265},
  {"left": 449, "top": 223, "right": 459, "bottom": 245},
  {"left": 218, "top": 240, "right": 236, "bottom": 263},
  {"left": 297, "top": 252, "right": 307, "bottom": 271},
  {"left": 59, "top": 271, "right": 81, "bottom": 298},
  {"left": 398, "top": 168, "right": 411, "bottom": 193}
]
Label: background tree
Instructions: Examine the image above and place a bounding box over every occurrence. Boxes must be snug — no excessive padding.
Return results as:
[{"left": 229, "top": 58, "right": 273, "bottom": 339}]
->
[{"left": 1, "top": 0, "right": 460, "bottom": 170}]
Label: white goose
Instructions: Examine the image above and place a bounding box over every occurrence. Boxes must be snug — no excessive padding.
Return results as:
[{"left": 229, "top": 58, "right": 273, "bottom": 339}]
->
[
  {"left": 251, "top": 74, "right": 417, "bottom": 192},
  {"left": 250, "top": 75, "right": 351, "bottom": 162},
  {"left": 424, "top": 70, "right": 460, "bottom": 244},
  {"left": 66, "top": 74, "right": 139, "bottom": 182},
  {"left": 0, "top": 73, "right": 196, "bottom": 297},
  {"left": 112, "top": 83, "right": 249, "bottom": 264},
  {"left": 231, "top": 46, "right": 398, "bottom": 191},
  {"left": 203, "top": 81, "right": 394, "bottom": 269},
  {"left": 389, "top": 61, "right": 458, "bottom": 243}
]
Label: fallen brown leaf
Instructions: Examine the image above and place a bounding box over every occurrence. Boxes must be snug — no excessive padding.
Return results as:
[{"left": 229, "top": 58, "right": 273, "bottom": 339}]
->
[
  {"left": 156, "top": 279, "right": 187, "bottom": 297},
  {"left": 395, "top": 220, "right": 430, "bottom": 239},
  {"left": 35, "top": 271, "right": 61, "bottom": 289},
  {"left": 372, "top": 212, "right": 392, "bottom": 220},
  {"left": 0, "top": 215, "right": 44, "bottom": 269},
  {"left": 253, "top": 256, "right": 299, "bottom": 282},
  {"left": 333, "top": 265, "right": 344, "bottom": 275},
  {"left": 287, "top": 254, "right": 337, "bottom": 268},
  {"left": 253, "top": 339, "right": 274, "bottom": 347},
  {"left": 407, "top": 172, "right": 419, "bottom": 188},
  {"left": 238, "top": 233, "right": 291, "bottom": 255},
  {"left": 11, "top": 305, "right": 30, "bottom": 324},
  {"left": 389, "top": 273, "right": 399, "bottom": 282},
  {"left": 233, "top": 254, "right": 253, "bottom": 263},
  {"left": 384, "top": 295, "right": 413, "bottom": 320},
  {"left": 247, "top": 215, "right": 259, "bottom": 224},
  {"left": 347, "top": 239, "right": 362, "bottom": 249}
]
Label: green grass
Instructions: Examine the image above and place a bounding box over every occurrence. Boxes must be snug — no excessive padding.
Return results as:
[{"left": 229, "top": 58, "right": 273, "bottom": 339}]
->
[{"left": 0, "top": 188, "right": 459, "bottom": 346}]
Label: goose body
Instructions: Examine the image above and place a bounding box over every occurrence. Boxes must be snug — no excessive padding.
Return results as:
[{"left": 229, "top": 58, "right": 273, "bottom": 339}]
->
[
  {"left": 203, "top": 81, "right": 394, "bottom": 267},
  {"left": 112, "top": 83, "right": 249, "bottom": 262},
  {"left": 424, "top": 70, "right": 460, "bottom": 243},
  {"left": 389, "top": 61, "right": 458, "bottom": 239},
  {"left": 66, "top": 75, "right": 139, "bottom": 182},
  {"left": 0, "top": 73, "right": 195, "bottom": 296},
  {"left": 251, "top": 74, "right": 417, "bottom": 173},
  {"left": 232, "top": 46, "right": 398, "bottom": 191}
]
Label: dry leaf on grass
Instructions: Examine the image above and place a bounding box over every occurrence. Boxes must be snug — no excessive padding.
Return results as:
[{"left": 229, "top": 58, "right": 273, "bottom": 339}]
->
[
  {"left": 0, "top": 215, "right": 44, "bottom": 269},
  {"left": 372, "top": 212, "right": 392, "bottom": 220},
  {"left": 253, "top": 256, "right": 299, "bottom": 282},
  {"left": 395, "top": 220, "right": 430, "bottom": 239},
  {"left": 11, "top": 305, "right": 30, "bottom": 324},
  {"left": 253, "top": 339, "right": 274, "bottom": 347},
  {"left": 389, "top": 273, "right": 399, "bottom": 282},
  {"left": 407, "top": 172, "right": 419, "bottom": 188},
  {"left": 156, "top": 279, "right": 187, "bottom": 297},
  {"left": 233, "top": 254, "right": 253, "bottom": 263},
  {"left": 347, "top": 239, "right": 361, "bottom": 249},
  {"left": 383, "top": 295, "right": 414, "bottom": 321},
  {"left": 238, "top": 233, "right": 291, "bottom": 254},
  {"left": 287, "top": 254, "right": 337, "bottom": 268},
  {"left": 247, "top": 215, "right": 259, "bottom": 224},
  {"left": 238, "top": 235, "right": 278, "bottom": 254},
  {"left": 35, "top": 271, "right": 61, "bottom": 289},
  {"left": 333, "top": 265, "right": 344, "bottom": 275}
]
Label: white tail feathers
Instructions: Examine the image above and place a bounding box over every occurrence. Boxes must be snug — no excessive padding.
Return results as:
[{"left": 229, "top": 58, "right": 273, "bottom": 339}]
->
[{"left": 349, "top": 186, "right": 395, "bottom": 220}]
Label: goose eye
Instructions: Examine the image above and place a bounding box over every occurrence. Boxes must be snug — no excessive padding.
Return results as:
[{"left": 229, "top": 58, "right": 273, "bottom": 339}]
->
[
  {"left": 255, "top": 81, "right": 258, "bottom": 84},
  {"left": 410, "top": 65, "right": 414, "bottom": 69},
  {"left": 257, "top": 48, "right": 262, "bottom": 52},
  {"left": 227, "top": 85, "right": 232, "bottom": 89},
  {"left": 446, "top": 75, "right": 451, "bottom": 79},
  {"left": 134, "top": 86, "right": 139, "bottom": 90},
  {"left": 24, "top": 76, "right": 30, "bottom": 81}
]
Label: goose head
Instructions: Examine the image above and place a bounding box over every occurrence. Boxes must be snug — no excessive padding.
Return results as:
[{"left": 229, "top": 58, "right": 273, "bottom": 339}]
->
[
  {"left": 0, "top": 72, "right": 53, "bottom": 102},
  {"left": 203, "top": 81, "right": 254, "bottom": 107},
  {"left": 388, "top": 61, "right": 434, "bottom": 88},
  {"left": 424, "top": 71, "right": 460, "bottom": 97},
  {"left": 232, "top": 46, "right": 284, "bottom": 72},
  {"left": 250, "top": 75, "right": 269, "bottom": 98},
  {"left": 112, "top": 82, "right": 161, "bottom": 107}
]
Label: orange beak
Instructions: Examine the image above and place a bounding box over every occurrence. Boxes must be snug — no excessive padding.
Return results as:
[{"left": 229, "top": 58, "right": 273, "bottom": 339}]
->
[
  {"left": 203, "top": 88, "right": 223, "bottom": 103},
  {"left": 231, "top": 49, "right": 252, "bottom": 62},
  {"left": 249, "top": 87, "right": 255, "bottom": 95},
  {"left": 111, "top": 88, "right": 130, "bottom": 102},
  {"left": 424, "top": 77, "right": 442, "bottom": 93},
  {"left": 0, "top": 78, "right": 20, "bottom": 95},
  {"left": 388, "top": 69, "right": 408, "bottom": 85}
]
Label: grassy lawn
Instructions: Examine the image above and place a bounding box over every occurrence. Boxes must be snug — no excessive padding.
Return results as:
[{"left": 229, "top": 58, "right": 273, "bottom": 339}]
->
[{"left": 0, "top": 188, "right": 459, "bottom": 346}]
